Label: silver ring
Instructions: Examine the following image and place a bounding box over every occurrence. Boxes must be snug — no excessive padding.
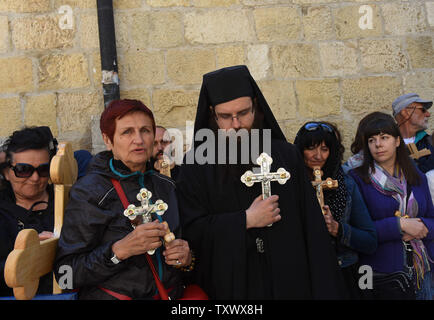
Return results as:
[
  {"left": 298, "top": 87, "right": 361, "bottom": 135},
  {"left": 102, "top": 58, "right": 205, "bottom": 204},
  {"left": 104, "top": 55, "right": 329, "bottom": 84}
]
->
[{"left": 176, "top": 259, "right": 181, "bottom": 265}]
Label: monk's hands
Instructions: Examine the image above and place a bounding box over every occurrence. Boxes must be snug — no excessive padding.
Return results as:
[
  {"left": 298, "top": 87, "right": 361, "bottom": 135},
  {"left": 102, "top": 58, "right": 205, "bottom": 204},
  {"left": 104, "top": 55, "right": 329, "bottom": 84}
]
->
[
  {"left": 246, "top": 194, "right": 280, "bottom": 229},
  {"left": 112, "top": 221, "right": 168, "bottom": 260},
  {"left": 163, "top": 239, "right": 192, "bottom": 267},
  {"left": 323, "top": 205, "right": 339, "bottom": 237},
  {"left": 400, "top": 218, "right": 428, "bottom": 240}
]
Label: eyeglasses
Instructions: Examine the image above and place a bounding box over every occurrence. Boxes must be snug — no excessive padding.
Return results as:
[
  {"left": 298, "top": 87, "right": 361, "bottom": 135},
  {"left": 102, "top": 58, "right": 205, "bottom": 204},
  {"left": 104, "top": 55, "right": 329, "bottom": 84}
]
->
[
  {"left": 215, "top": 107, "right": 254, "bottom": 124},
  {"left": 303, "top": 122, "right": 334, "bottom": 134},
  {"left": 10, "top": 163, "right": 50, "bottom": 178},
  {"left": 411, "top": 107, "right": 428, "bottom": 113}
]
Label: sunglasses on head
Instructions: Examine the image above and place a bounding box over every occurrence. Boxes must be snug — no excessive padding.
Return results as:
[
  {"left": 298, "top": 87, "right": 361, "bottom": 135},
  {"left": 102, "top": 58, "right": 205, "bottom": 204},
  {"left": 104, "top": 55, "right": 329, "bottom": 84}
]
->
[
  {"left": 10, "top": 163, "right": 50, "bottom": 178},
  {"left": 303, "top": 122, "right": 334, "bottom": 133}
]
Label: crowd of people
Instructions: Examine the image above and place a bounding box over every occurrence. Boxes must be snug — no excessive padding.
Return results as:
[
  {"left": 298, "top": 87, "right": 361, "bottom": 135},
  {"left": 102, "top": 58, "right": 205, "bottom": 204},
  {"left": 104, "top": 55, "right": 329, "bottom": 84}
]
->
[{"left": 1, "top": 65, "right": 434, "bottom": 300}]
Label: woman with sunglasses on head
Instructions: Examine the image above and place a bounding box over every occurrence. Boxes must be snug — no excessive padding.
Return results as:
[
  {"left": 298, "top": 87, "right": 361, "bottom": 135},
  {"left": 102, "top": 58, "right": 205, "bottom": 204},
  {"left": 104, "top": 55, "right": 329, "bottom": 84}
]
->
[
  {"left": 349, "top": 113, "right": 434, "bottom": 300},
  {"left": 0, "top": 126, "right": 57, "bottom": 296},
  {"left": 294, "top": 121, "right": 377, "bottom": 299}
]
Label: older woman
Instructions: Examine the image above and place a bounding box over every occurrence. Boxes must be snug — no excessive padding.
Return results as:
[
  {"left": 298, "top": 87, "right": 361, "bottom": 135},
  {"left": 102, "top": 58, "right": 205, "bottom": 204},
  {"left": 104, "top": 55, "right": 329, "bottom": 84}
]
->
[
  {"left": 349, "top": 113, "right": 434, "bottom": 300},
  {"left": 0, "top": 126, "right": 58, "bottom": 296},
  {"left": 54, "top": 99, "right": 194, "bottom": 300},
  {"left": 294, "top": 121, "right": 377, "bottom": 299}
]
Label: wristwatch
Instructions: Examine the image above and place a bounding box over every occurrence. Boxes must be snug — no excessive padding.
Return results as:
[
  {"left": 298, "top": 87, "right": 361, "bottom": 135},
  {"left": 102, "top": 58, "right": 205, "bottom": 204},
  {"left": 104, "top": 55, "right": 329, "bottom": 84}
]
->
[{"left": 110, "top": 252, "right": 122, "bottom": 264}]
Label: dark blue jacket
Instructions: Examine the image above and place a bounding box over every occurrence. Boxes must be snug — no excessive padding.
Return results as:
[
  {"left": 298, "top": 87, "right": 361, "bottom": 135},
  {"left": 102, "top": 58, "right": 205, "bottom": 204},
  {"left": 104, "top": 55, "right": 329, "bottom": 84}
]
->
[
  {"left": 335, "top": 173, "right": 377, "bottom": 268},
  {"left": 414, "top": 131, "right": 434, "bottom": 173}
]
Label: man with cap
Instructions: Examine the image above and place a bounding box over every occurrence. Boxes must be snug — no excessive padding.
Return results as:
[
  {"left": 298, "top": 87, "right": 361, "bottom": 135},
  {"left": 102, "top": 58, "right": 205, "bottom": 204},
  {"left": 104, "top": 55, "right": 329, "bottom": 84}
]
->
[
  {"left": 176, "top": 65, "right": 346, "bottom": 299},
  {"left": 393, "top": 93, "right": 434, "bottom": 173}
]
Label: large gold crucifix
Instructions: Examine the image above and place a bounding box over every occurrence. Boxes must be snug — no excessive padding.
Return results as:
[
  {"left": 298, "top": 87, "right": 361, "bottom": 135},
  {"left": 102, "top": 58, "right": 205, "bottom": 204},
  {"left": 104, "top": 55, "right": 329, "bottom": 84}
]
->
[{"left": 311, "top": 166, "right": 338, "bottom": 215}]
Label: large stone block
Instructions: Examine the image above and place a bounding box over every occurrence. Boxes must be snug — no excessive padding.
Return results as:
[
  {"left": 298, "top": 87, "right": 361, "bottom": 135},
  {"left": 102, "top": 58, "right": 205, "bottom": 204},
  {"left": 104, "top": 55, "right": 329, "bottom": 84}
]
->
[
  {"left": 192, "top": 0, "right": 239, "bottom": 7},
  {"left": 24, "top": 94, "right": 58, "bottom": 136},
  {"left": 131, "top": 11, "right": 184, "bottom": 48},
  {"left": 185, "top": 10, "right": 254, "bottom": 44},
  {"left": 38, "top": 54, "right": 90, "bottom": 90},
  {"left": 167, "top": 49, "right": 215, "bottom": 85},
  {"left": 79, "top": 14, "right": 100, "bottom": 49},
  {"left": 118, "top": 51, "right": 165, "bottom": 86},
  {"left": 53, "top": 0, "right": 95, "bottom": 9},
  {"left": 427, "top": 2, "right": 434, "bottom": 27},
  {"left": 302, "top": 6, "right": 334, "bottom": 41},
  {"left": 406, "top": 36, "right": 434, "bottom": 69},
  {"left": 342, "top": 76, "right": 402, "bottom": 114},
  {"left": 360, "top": 39, "right": 408, "bottom": 73},
  {"left": 0, "top": 57, "right": 34, "bottom": 93},
  {"left": 113, "top": 12, "right": 131, "bottom": 50},
  {"left": 258, "top": 80, "right": 296, "bottom": 121},
  {"left": 152, "top": 89, "right": 199, "bottom": 128},
  {"left": 120, "top": 88, "right": 151, "bottom": 107},
  {"left": 296, "top": 79, "right": 341, "bottom": 118},
  {"left": 247, "top": 44, "right": 270, "bottom": 80},
  {"left": 0, "top": 16, "right": 8, "bottom": 53},
  {"left": 57, "top": 91, "right": 104, "bottom": 136},
  {"left": 271, "top": 44, "right": 321, "bottom": 78},
  {"left": 319, "top": 41, "right": 359, "bottom": 76},
  {"left": 253, "top": 7, "right": 302, "bottom": 41},
  {"left": 0, "top": 0, "right": 50, "bottom": 13},
  {"left": 114, "top": 0, "right": 142, "bottom": 9},
  {"left": 381, "top": 2, "right": 427, "bottom": 35},
  {"left": 12, "top": 16, "right": 74, "bottom": 50},
  {"left": 404, "top": 71, "right": 434, "bottom": 103},
  {"left": 293, "top": 0, "right": 338, "bottom": 3},
  {"left": 333, "top": 5, "right": 382, "bottom": 40},
  {"left": 147, "top": 0, "right": 189, "bottom": 7},
  {"left": 216, "top": 46, "right": 245, "bottom": 69},
  {"left": 0, "top": 97, "right": 22, "bottom": 136}
]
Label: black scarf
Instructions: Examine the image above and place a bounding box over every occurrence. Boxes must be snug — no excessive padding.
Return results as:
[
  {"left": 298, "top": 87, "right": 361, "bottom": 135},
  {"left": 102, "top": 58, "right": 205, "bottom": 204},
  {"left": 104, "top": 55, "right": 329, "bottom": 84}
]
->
[{"left": 323, "top": 166, "right": 347, "bottom": 223}]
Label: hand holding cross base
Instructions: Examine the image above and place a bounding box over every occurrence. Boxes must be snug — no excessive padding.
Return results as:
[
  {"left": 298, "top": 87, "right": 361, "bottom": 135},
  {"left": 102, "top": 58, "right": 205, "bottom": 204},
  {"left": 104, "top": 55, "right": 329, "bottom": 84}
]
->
[
  {"left": 311, "top": 167, "right": 338, "bottom": 215},
  {"left": 241, "top": 153, "right": 290, "bottom": 227},
  {"left": 123, "top": 188, "right": 175, "bottom": 254}
]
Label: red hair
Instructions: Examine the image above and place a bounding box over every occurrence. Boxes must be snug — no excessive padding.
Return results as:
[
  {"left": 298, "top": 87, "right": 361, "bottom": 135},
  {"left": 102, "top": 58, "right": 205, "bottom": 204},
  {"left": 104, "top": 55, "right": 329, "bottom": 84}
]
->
[{"left": 100, "top": 99, "right": 156, "bottom": 143}]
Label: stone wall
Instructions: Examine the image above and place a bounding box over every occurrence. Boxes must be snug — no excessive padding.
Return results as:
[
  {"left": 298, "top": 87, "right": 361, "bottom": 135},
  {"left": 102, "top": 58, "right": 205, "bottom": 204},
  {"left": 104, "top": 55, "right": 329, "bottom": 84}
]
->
[{"left": 0, "top": 0, "right": 433, "bottom": 160}]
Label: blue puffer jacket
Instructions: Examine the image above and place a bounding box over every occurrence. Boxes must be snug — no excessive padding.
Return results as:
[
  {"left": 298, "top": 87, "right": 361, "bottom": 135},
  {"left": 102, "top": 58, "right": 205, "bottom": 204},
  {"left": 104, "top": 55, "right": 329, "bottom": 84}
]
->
[{"left": 334, "top": 172, "right": 377, "bottom": 268}]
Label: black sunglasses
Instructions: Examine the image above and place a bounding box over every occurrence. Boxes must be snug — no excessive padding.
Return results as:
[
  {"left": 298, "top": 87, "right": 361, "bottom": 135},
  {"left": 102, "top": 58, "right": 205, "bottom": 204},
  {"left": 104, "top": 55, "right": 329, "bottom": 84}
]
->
[
  {"left": 303, "top": 122, "right": 334, "bottom": 133},
  {"left": 10, "top": 163, "right": 50, "bottom": 178}
]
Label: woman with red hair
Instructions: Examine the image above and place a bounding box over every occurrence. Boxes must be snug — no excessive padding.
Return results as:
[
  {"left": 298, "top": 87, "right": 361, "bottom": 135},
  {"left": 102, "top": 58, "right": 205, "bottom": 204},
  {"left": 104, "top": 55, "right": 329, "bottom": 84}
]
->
[{"left": 54, "top": 99, "right": 195, "bottom": 300}]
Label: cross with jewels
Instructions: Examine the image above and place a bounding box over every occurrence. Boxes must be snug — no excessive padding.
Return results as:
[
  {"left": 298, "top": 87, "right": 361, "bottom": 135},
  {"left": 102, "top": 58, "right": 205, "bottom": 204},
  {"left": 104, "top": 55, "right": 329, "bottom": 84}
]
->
[
  {"left": 123, "top": 188, "right": 175, "bottom": 254},
  {"left": 240, "top": 152, "right": 290, "bottom": 227},
  {"left": 311, "top": 166, "right": 338, "bottom": 215},
  {"left": 407, "top": 143, "right": 431, "bottom": 160}
]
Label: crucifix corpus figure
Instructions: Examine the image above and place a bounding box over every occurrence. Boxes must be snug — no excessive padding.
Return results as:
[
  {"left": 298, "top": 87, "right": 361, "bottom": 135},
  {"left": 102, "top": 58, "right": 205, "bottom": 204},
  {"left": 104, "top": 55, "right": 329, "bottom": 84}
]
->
[
  {"left": 241, "top": 152, "right": 290, "bottom": 226},
  {"left": 123, "top": 188, "right": 175, "bottom": 254},
  {"left": 311, "top": 166, "right": 338, "bottom": 215}
]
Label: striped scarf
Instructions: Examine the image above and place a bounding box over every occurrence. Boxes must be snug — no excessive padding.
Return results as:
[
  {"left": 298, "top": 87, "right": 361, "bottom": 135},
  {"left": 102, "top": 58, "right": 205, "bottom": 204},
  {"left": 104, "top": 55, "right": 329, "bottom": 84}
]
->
[{"left": 370, "top": 162, "right": 432, "bottom": 289}]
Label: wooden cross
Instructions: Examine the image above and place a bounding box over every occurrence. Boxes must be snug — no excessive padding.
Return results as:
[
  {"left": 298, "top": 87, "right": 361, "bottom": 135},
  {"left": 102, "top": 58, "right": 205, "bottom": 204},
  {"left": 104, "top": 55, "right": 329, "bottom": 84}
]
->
[
  {"left": 311, "top": 166, "right": 338, "bottom": 215},
  {"left": 154, "top": 155, "right": 174, "bottom": 178},
  {"left": 407, "top": 143, "right": 431, "bottom": 160},
  {"left": 4, "top": 142, "right": 78, "bottom": 299},
  {"left": 123, "top": 188, "right": 175, "bottom": 254},
  {"left": 240, "top": 152, "right": 290, "bottom": 226}
]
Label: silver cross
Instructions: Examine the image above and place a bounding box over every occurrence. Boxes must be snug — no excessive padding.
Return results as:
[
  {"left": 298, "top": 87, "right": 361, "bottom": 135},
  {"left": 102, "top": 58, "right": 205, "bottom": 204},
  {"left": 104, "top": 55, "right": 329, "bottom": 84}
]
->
[
  {"left": 240, "top": 153, "right": 290, "bottom": 226},
  {"left": 123, "top": 188, "right": 168, "bottom": 254}
]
